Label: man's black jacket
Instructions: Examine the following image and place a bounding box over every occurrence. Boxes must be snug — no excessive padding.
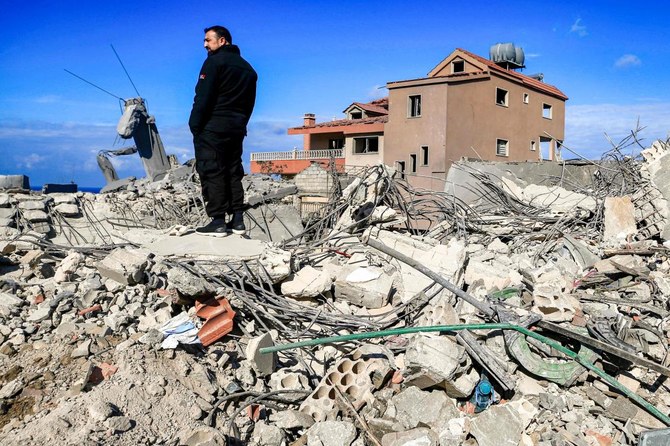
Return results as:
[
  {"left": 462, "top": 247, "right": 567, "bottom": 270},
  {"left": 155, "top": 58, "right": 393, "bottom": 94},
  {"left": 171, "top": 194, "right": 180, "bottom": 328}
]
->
[{"left": 189, "top": 45, "right": 257, "bottom": 136}]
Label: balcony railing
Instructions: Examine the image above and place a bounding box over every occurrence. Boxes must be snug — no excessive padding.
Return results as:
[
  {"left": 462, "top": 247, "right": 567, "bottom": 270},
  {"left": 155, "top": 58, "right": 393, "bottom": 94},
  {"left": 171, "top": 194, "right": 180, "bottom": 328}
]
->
[{"left": 250, "top": 149, "right": 344, "bottom": 162}]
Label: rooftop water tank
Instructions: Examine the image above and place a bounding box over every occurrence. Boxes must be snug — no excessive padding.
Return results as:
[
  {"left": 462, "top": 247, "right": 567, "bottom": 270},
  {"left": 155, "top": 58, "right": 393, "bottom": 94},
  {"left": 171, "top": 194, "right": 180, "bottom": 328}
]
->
[{"left": 489, "top": 43, "right": 525, "bottom": 70}]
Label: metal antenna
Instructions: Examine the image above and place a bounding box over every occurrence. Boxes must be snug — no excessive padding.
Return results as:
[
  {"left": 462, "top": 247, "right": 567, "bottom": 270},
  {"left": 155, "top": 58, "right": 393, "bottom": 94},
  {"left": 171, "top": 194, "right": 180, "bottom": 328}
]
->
[
  {"left": 63, "top": 69, "right": 125, "bottom": 101},
  {"left": 111, "top": 44, "right": 141, "bottom": 97}
]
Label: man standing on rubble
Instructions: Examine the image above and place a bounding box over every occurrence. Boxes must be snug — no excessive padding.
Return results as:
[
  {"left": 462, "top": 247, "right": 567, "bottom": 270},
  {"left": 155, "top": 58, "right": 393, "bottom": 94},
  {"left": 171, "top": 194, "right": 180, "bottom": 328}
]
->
[{"left": 189, "top": 25, "right": 257, "bottom": 236}]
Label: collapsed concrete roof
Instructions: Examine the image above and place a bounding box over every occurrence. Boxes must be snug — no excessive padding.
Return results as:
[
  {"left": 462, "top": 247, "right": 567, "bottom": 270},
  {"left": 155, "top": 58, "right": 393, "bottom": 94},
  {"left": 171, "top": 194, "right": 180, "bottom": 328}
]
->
[{"left": 2, "top": 139, "right": 670, "bottom": 444}]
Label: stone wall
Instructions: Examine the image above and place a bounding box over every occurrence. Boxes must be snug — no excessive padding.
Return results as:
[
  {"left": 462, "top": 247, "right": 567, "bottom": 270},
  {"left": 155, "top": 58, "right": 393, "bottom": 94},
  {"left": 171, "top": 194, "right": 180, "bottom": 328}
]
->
[{"left": 294, "top": 163, "right": 336, "bottom": 196}]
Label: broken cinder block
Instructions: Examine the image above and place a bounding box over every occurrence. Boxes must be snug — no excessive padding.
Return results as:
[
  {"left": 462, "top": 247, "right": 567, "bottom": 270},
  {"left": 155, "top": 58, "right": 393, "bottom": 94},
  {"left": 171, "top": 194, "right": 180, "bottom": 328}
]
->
[
  {"left": 404, "top": 335, "right": 474, "bottom": 398},
  {"left": 334, "top": 265, "right": 393, "bottom": 309},
  {"left": 96, "top": 247, "right": 149, "bottom": 285}
]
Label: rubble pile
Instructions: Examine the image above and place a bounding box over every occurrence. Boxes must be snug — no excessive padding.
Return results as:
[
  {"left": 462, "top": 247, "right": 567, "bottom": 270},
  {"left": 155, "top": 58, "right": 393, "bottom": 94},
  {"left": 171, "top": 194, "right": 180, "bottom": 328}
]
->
[{"left": 2, "top": 140, "right": 670, "bottom": 445}]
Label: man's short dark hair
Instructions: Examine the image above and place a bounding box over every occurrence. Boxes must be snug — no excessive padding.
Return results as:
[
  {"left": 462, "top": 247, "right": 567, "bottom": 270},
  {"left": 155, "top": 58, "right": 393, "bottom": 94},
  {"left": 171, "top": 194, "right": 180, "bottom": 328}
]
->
[{"left": 204, "top": 26, "right": 232, "bottom": 44}]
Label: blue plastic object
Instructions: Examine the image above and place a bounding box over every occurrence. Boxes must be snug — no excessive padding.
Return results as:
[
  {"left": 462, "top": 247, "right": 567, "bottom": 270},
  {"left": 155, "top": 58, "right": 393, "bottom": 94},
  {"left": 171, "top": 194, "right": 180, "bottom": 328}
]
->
[{"left": 472, "top": 374, "right": 495, "bottom": 413}]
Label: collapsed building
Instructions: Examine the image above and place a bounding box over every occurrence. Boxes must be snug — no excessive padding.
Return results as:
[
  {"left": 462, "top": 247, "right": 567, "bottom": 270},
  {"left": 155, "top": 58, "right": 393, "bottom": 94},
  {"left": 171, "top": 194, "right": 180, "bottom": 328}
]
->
[{"left": 1, "top": 136, "right": 670, "bottom": 445}]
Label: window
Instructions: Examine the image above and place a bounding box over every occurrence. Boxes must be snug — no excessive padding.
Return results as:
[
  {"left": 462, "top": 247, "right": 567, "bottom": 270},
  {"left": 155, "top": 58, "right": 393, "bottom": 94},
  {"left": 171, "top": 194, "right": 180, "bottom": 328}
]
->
[
  {"left": 496, "top": 88, "right": 509, "bottom": 107},
  {"left": 396, "top": 161, "right": 406, "bottom": 179},
  {"left": 530, "top": 140, "right": 536, "bottom": 151},
  {"left": 353, "top": 137, "right": 379, "bottom": 154},
  {"left": 410, "top": 154, "right": 417, "bottom": 173},
  {"left": 421, "top": 146, "right": 429, "bottom": 166},
  {"left": 408, "top": 95, "right": 421, "bottom": 117},
  {"left": 328, "top": 138, "right": 344, "bottom": 149},
  {"left": 452, "top": 60, "right": 464, "bottom": 73},
  {"left": 540, "top": 136, "right": 552, "bottom": 160},
  {"left": 542, "top": 103, "right": 553, "bottom": 119},
  {"left": 350, "top": 111, "right": 362, "bottom": 119},
  {"left": 496, "top": 139, "right": 509, "bottom": 157},
  {"left": 523, "top": 93, "right": 529, "bottom": 104}
]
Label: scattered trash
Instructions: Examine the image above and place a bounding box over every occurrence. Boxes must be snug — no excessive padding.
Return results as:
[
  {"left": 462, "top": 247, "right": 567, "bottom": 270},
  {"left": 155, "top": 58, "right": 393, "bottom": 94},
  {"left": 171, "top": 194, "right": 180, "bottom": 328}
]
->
[
  {"left": 471, "top": 373, "right": 497, "bottom": 413},
  {"left": 158, "top": 312, "right": 200, "bottom": 349}
]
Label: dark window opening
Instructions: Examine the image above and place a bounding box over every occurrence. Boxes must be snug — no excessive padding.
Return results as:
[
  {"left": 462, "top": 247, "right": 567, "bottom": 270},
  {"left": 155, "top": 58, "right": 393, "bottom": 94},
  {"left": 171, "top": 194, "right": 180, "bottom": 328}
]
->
[
  {"left": 353, "top": 137, "right": 379, "bottom": 154},
  {"left": 328, "top": 138, "right": 344, "bottom": 149},
  {"left": 350, "top": 111, "right": 362, "bottom": 119},
  {"left": 397, "top": 161, "right": 406, "bottom": 179},
  {"left": 410, "top": 154, "right": 417, "bottom": 173},
  {"left": 452, "top": 60, "right": 465, "bottom": 73},
  {"left": 421, "top": 146, "right": 429, "bottom": 165},
  {"left": 408, "top": 95, "right": 421, "bottom": 117},
  {"left": 496, "top": 88, "right": 508, "bottom": 106}
]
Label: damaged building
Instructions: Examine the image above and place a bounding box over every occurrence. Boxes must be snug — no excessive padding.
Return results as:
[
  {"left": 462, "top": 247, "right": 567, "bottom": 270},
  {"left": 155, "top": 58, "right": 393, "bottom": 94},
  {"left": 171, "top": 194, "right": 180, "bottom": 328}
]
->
[{"left": 251, "top": 44, "right": 567, "bottom": 193}]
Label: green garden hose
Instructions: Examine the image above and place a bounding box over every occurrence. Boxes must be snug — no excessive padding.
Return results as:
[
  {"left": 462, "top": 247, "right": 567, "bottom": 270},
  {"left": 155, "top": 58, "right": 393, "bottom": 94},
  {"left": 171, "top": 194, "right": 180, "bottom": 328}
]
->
[{"left": 260, "top": 322, "right": 670, "bottom": 426}]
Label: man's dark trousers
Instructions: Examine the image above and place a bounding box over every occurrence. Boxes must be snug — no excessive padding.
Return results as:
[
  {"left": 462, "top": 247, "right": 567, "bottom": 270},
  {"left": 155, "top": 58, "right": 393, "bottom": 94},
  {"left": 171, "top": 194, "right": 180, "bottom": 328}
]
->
[{"left": 194, "top": 130, "right": 245, "bottom": 219}]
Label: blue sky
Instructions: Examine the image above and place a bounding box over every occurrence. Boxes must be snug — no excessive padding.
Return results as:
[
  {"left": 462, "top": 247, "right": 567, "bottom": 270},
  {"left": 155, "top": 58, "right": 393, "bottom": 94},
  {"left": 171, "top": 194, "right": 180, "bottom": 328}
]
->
[{"left": 1, "top": 0, "right": 668, "bottom": 187}]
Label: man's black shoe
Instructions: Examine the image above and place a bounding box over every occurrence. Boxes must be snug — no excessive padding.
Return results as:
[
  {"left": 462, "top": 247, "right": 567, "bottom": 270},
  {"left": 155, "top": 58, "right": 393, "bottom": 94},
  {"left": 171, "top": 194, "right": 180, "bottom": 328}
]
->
[
  {"left": 195, "top": 218, "right": 229, "bottom": 237},
  {"left": 226, "top": 212, "right": 246, "bottom": 235}
]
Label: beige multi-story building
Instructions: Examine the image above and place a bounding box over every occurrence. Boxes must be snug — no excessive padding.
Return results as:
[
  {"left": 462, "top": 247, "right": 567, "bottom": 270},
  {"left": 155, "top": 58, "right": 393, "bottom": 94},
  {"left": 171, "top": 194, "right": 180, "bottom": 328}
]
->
[
  {"left": 250, "top": 47, "right": 567, "bottom": 191},
  {"left": 385, "top": 48, "right": 567, "bottom": 190}
]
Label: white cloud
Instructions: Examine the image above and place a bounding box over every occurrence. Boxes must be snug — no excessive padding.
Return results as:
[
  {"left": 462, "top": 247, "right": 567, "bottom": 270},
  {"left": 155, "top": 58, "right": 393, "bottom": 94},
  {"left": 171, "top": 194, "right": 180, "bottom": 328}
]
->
[
  {"left": 34, "top": 95, "right": 62, "bottom": 104},
  {"left": 564, "top": 102, "right": 670, "bottom": 159},
  {"left": 614, "top": 54, "right": 641, "bottom": 69},
  {"left": 0, "top": 118, "right": 302, "bottom": 185},
  {"left": 246, "top": 120, "right": 302, "bottom": 151},
  {"left": 17, "top": 153, "right": 47, "bottom": 169},
  {"left": 570, "top": 18, "right": 588, "bottom": 37}
]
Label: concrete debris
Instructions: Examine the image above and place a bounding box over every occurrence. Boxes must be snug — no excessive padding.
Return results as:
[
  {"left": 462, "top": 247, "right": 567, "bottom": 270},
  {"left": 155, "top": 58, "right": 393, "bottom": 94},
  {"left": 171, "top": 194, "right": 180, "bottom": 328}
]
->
[
  {"left": 96, "top": 247, "right": 148, "bottom": 285},
  {"left": 521, "top": 184, "right": 596, "bottom": 214},
  {"left": 270, "top": 409, "right": 315, "bottom": 429},
  {"left": 333, "top": 265, "right": 393, "bottom": 308},
  {"left": 381, "top": 427, "right": 439, "bottom": 446},
  {"left": 167, "top": 265, "right": 216, "bottom": 297},
  {"left": 306, "top": 420, "right": 357, "bottom": 446},
  {"left": 53, "top": 203, "right": 80, "bottom": 216},
  {"left": 387, "top": 386, "right": 459, "bottom": 431},
  {"left": 251, "top": 422, "right": 284, "bottom": 446},
  {"left": 469, "top": 404, "right": 523, "bottom": 446},
  {"left": 604, "top": 196, "right": 637, "bottom": 244},
  {"left": 281, "top": 265, "right": 333, "bottom": 299},
  {"left": 246, "top": 332, "right": 277, "bottom": 376},
  {"left": 258, "top": 245, "right": 293, "bottom": 283},
  {"left": 404, "top": 335, "right": 476, "bottom": 398},
  {"left": 369, "top": 228, "right": 466, "bottom": 303},
  {"left": 3, "top": 143, "right": 670, "bottom": 445}
]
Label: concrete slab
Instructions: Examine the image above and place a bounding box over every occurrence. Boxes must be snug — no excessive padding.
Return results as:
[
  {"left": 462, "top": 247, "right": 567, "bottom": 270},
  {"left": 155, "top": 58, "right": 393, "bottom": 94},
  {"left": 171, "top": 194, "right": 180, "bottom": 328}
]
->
[
  {"left": 281, "top": 265, "right": 333, "bottom": 298},
  {"left": 470, "top": 404, "right": 523, "bottom": 446},
  {"left": 389, "top": 386, "right": 459, "bottom": 430},
  {"left": 603, "top": 196, "right": 637, "bottom": 244},
  {"left": 0, "top": 175, "right": 29, "bottom": 190},
  {"left": 369, "top": 229, "right": 466, "bottom": 303},
  {"left": 144, "top": 233, "right": 265, "bottom": 258}
]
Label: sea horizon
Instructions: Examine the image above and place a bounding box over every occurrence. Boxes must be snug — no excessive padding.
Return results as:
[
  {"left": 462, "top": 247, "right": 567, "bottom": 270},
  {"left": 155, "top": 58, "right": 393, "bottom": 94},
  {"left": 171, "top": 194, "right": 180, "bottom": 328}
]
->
[{"left": 30, "top": 185, "right": 102, "bottom": 194}]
